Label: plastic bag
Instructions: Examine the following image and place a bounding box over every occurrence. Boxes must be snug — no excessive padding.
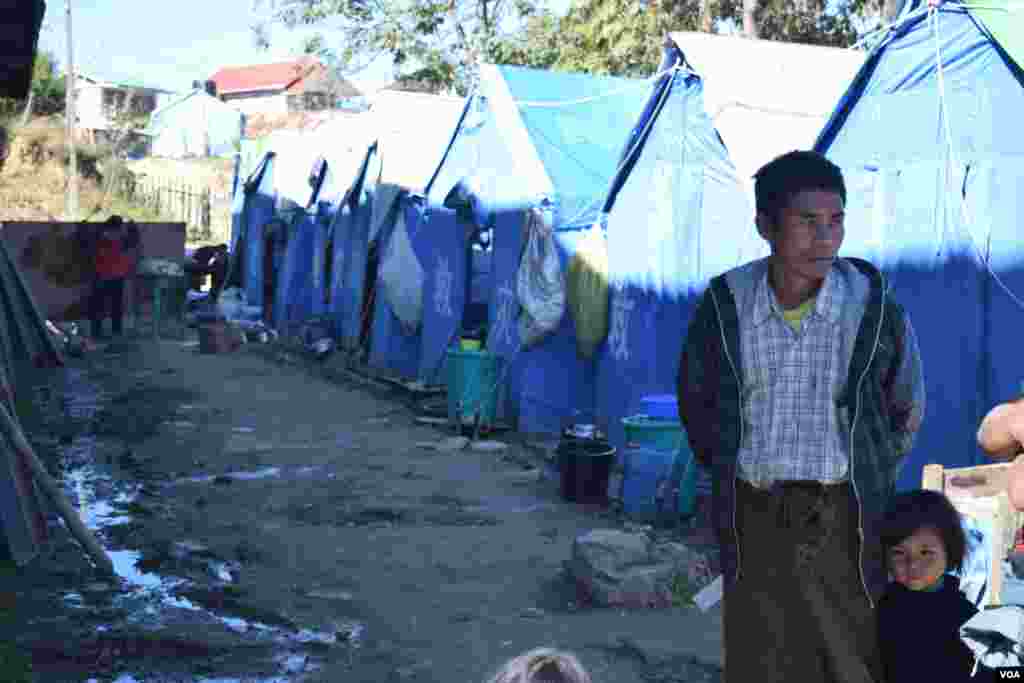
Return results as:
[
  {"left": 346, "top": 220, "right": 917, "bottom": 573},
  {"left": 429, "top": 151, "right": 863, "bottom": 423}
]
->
[
  {"left": 566, "top": 226, "right": 610, "bottom": 358},
  {"left": 379, "top": 210, "right": 424, "bottom": 334},
  {"left": 218, "top": 287, "right": 246, "bottom": 322},
  {"left": 961, "top": 515, "right": 992, "bottom": 608},
  {"left": 516, "top": 209, "right": 565, "bottom": 348},
  {"left": 960, "top": 606, "right": 1024, "bottom": 672}
]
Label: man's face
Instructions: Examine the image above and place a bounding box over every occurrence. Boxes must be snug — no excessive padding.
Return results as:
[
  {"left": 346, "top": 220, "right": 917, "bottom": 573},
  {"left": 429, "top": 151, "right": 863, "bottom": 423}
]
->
[{"left": 758, "top": 189, "right": 845, "bottom": 283}]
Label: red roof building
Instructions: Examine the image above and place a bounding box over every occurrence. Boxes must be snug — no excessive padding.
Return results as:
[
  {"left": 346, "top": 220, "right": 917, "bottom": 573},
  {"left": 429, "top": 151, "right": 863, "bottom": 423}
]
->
[{"left": 209, "top": 58, "right": 362, "bottom": 118}]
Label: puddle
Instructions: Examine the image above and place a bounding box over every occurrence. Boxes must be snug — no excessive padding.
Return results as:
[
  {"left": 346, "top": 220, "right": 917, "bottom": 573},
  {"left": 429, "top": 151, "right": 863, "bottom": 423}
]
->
[
  {"left": 174, "top": 465, "right": 332, "bottom": 485},
  {"left": 25, "top": 368, "right": 348, "bottom": 682},
  {"left": 110, "top": 550, "right": 165, "bottom": 590},
  {"left": 179, "top": 467, "right": 281, "bottom": 484}
]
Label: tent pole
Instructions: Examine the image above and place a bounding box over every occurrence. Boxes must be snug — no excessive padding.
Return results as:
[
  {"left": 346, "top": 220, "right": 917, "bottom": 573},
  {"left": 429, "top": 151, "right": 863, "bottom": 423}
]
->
[{"left": 0, "top": 403, "right": 115, "bottom": 576}]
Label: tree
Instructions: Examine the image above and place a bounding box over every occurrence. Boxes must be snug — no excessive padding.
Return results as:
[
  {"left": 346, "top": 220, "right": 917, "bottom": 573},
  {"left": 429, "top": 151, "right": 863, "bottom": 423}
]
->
[
  {"left": 552, "top": 0, "right": 699, "bottom": 77},
  {"left": 538, "top": 0, "right": 891, "bottom": 78},
  {"left": 29, "top": 50, "right": 67, "bottom": 116},
  {"left": 250, "top": 0, "right": 555, "bottom": 95}
]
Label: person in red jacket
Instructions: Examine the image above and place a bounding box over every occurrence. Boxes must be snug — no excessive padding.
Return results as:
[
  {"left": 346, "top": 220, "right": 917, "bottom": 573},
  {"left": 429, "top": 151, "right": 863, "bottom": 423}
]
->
[{"left": 89, "top": 215, "right": 138, "bottom": 339}]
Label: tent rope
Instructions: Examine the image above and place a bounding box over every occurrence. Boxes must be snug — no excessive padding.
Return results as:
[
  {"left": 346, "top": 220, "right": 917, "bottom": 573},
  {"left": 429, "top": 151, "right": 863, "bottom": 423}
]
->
[
  {"left": 851, "top": 5, "right": 935, "bottom": 50},
  {"left": 959, "top": 2, "right": 1024, "bottom": 11},
  {"left": 511, "top": 65, "right": 682, "bottom": 109},
  {"left": 930, "top": 7, "right": 1024, "bottom": 312}
]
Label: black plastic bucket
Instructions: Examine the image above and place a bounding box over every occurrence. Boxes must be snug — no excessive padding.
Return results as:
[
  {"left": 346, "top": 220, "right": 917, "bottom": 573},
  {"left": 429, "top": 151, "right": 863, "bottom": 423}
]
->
[{"left": 558, "top": 438, "right": 616, "bottom": 505}]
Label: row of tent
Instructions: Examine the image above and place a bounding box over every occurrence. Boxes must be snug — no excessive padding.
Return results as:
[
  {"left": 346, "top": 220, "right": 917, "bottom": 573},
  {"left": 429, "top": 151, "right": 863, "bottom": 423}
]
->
[{"left": 228, "top": 0, "right": 1024, "bottom": 492}]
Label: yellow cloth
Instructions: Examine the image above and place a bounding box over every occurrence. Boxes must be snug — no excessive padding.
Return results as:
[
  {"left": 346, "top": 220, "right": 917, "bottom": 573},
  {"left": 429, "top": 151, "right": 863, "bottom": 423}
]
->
[{"left": 781, "top": 297, "right": 817, "bottom": 333}]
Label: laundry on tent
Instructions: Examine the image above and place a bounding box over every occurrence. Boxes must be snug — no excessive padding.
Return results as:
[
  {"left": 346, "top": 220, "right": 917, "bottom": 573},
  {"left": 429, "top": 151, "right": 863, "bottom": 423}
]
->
[{"left": 422, "top": 64, "right": 650, "bottom": 435}]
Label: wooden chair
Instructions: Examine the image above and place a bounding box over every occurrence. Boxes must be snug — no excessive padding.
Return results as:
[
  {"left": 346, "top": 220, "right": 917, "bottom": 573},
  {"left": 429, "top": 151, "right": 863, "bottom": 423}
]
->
[{"left": 922, "top": 462, "right": 1024, "bottom": 607}]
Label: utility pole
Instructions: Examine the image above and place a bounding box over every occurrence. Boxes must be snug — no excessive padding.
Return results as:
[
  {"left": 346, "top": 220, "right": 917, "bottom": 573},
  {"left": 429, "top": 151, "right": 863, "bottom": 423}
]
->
[{"left": 64, "top": 0, "right": 78, "bottom": 221}]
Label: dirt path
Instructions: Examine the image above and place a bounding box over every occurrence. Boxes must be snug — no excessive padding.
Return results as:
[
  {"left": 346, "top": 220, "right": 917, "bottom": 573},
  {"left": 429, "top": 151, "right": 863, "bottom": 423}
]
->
[{"left": 9, "top": 337, "right": 723, "bottom": 683}]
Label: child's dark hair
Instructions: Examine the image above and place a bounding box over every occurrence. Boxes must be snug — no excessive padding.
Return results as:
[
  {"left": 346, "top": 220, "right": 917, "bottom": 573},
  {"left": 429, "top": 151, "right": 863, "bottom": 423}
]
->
[
  {"left": 879, "top": 490, "right": 968, "bottom": 573},
  {"left": 753, "top": 150, "right": 847, "bottom": 227}
]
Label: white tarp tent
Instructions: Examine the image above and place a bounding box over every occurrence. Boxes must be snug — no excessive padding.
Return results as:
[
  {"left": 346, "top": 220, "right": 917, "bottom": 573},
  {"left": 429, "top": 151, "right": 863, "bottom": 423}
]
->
[
  {"left": 148, "top": 89, "right": 245, "bottom": 159},
  {"left": 670, "top": 32, "right": 866, "bottom": 200}
]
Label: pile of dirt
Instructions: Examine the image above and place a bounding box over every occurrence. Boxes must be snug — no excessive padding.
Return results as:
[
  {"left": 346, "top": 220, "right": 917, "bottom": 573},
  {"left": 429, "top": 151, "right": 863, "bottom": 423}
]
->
[{"left": 0, "top": 117, "right": 160, "bottom": 223}]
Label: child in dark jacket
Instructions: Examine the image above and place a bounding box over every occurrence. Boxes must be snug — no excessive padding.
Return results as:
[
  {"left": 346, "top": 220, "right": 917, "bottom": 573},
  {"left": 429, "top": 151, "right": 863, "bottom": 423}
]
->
[{"left": 877, "top": 489, "right": 996, "bottom": 681}]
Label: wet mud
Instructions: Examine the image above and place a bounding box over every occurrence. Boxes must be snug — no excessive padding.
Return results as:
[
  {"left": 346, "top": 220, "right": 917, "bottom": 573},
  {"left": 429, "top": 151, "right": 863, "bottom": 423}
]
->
[{"left": 7, "top": 349, "right": 347, "bottom": 682}]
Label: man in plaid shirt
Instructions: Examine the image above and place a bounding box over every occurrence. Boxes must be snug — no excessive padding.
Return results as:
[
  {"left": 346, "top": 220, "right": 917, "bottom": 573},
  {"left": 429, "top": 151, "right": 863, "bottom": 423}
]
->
[{"left": 678, "top": 151, "right": 925, "bottom": 683}]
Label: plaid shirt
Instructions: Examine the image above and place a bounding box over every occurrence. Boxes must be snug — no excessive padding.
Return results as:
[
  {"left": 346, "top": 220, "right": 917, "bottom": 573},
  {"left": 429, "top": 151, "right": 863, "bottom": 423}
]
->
[{"left": 737, "top": 267, "right": 850, "bottom": 488}]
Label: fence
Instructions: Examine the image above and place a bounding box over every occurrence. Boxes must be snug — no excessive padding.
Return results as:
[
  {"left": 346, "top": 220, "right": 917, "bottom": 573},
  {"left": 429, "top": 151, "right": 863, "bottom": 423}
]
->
[{"left": 119, "top": 173, "right": 232, "bottom": 245}]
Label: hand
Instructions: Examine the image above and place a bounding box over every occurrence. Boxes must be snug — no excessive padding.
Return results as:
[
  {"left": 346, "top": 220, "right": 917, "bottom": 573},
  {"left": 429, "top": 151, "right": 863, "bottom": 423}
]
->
[
  {"left": 978, "top": 400, "right": 1024, "bottom": 462},
  {"left": 1008, "top": 455, "right": 1024, "bottom": 512}
]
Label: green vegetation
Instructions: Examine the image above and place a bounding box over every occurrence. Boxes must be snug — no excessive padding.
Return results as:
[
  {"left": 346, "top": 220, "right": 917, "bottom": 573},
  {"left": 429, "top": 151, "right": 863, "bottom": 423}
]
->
[{"left": 255, "top": 0, "right": 894, "bottom": 94}]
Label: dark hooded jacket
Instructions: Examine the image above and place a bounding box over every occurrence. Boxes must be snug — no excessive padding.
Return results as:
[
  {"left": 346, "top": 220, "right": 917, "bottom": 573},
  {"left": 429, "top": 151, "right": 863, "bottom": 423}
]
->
[{"left": 677, "top": 257, "right": 926, "bottom": 605}]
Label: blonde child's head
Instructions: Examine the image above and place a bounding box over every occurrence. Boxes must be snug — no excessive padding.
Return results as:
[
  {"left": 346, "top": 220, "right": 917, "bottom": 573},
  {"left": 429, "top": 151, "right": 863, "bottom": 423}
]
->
[
  {"left": 880, "top": 489, "right": 967, "bottom": 591},
  {"left": 486, "top": 647, "right": 592, "bottom": 683}
]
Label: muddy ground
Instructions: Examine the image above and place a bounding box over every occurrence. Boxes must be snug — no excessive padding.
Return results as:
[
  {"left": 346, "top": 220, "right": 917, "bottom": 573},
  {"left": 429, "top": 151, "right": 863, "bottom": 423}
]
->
[{"left": 4, "top": 332, "right": 724, "bottom": 683}]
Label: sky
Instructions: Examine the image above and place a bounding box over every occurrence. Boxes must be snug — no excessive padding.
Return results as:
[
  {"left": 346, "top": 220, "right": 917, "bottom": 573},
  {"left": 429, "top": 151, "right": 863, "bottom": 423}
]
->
[{"left": 38, "top": 0, "right": 572, "bottom": 95}]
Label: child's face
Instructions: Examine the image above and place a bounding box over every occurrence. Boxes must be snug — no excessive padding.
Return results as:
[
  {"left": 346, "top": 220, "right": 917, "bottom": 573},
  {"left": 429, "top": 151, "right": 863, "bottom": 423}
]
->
[{"left": 888, "top": 526, "right": 948, "bottom": 590}]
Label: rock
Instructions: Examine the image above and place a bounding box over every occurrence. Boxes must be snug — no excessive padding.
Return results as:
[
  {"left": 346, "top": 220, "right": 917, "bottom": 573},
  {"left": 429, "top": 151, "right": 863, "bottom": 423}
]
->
[{"left": 568, "top": 529, "right": 710, "bottom": 609}]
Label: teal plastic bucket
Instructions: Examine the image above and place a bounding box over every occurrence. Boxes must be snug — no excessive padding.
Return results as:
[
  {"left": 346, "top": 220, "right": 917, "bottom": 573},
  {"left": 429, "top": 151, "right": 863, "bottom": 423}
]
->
[
  {"left": 447, "top": 349, "right": 500, "bottom": 427},
  {"left": 621, "top": 415, "right": 698, "bottom": 518}
]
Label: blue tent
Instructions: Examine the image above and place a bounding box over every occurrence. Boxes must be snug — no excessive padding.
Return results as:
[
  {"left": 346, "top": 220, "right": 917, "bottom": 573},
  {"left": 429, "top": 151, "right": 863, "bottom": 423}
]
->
[
  {"left": 228, "top": 152, "right": 279, "bottom": 312},
  {"left": 326, "top": 143, "right": 380, "bottom": 350},
  {"left": 594, "top": 42, "right": 765, "bottom": 453},
  {"left": 814, "top": 0, "right": 1024, "bottom": 490},
  {"left": 424, "top": 64, "right": 651, "bottom": 434}
]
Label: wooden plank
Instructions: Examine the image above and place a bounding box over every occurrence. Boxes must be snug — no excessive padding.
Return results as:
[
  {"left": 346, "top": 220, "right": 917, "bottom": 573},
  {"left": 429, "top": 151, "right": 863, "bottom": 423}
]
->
[
  {"left": 922, "top": 463, "right": 944, "bottom": 492},
  {"left": 944, "top": 463, "right": 1014, "bottom": 499}
]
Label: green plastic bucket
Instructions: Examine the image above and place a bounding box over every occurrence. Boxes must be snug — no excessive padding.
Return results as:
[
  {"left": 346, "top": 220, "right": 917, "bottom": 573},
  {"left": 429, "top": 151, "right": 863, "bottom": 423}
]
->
[
  {"left": 447, "top": 349, "right": 500, "bottom": 427},
  {"left": 621, "top": 415, "right": 698, "bottom": 518}
]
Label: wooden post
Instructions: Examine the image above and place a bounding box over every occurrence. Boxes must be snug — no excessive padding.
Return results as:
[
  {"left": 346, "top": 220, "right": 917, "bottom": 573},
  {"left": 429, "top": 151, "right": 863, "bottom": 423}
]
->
[
  {"left": 64, "top": 0, "right": 79, "bottom": 220},
  {"left": 0, "top": 403, "right": 115, "bottom": 575}
]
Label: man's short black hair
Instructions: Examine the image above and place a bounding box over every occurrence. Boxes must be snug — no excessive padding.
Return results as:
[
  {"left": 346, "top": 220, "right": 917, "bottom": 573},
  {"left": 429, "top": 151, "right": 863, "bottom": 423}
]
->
[
  {"left": 105, "top": 215, "right": 124, "bottom": 228},
  {"left": 754, "top": 150, "right": 847, "bottom": 226},
  {"left": 879, "top": 489, "right": 968, "bottom": 574}
]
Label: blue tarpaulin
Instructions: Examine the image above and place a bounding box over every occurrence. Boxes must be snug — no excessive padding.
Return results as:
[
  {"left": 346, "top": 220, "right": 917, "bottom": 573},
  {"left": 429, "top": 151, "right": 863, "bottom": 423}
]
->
[
  {"left": 815, "top": 0, "right": 1024, "bottom": 490},
  {"left": 422, "top": 63, "right": 650, "bottom": 433},
  {"left": 274, "top": 213, "right": 328, "bottom": 334},
  {"left": 418, "top": 207, "right": 470, "bottom": 385},
  {"left": 230, "top": 153, "right": 277, "bottom": 310},
  {"left": 367, "top": 201, "right": 428, "bottom": 380},
  {"left": 328, "top": 144, "right": 381, "bottom": 349},
  {"left": 594, "top": 56, "right": 764, "bottom": 453}
]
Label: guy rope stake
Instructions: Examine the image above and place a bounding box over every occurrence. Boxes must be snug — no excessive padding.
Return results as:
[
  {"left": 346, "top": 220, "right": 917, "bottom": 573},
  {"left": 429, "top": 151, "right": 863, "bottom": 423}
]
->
[{"left": 0, "top": 402, "right": 115, "bottom": 575}]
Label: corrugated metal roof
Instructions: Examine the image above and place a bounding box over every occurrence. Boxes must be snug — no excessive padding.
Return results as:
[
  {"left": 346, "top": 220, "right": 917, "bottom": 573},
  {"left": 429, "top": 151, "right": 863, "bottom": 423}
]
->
[
  {"left": 669, "top": 32, "right": 866, "bottom": 187},
  {"left": 210, "top": 58, "right": 319, "bottom": 95}
]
